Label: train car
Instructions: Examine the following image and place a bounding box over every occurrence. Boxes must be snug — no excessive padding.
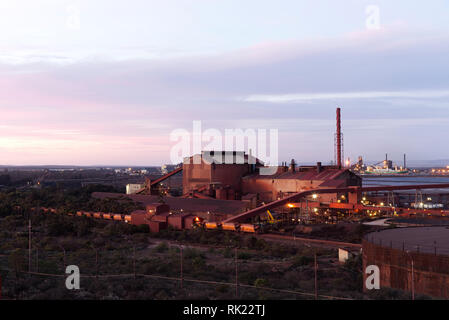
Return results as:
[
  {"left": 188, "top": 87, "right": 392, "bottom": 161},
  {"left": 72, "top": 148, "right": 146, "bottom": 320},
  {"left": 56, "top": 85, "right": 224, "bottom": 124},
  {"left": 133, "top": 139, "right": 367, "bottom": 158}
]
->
[
  {"left": 221, "top": 222, "right": 240, "bottom": 232},
  {"left": 103, "top": 213, "right": 112, "bottom": 220},
  {"left": 124, "top": 215, "right": 132, "bottom": 223},
  {"left": 204, "top": 222, "right": 221, "bottom": 230},
  {"left": 240, "top": 224, "right": 260, "bottom": 233},
  {"left": 83, "top": 212, "right": 92, "bottom": 218},
  {"left": 93, "top": 212, "right": 102, "bottom": 219},
  {"left": 113, "top": 214, "right": 123, "bottom": 221},
  {"left": 76, "top": 211, "right": 83, "bottom": 217}
]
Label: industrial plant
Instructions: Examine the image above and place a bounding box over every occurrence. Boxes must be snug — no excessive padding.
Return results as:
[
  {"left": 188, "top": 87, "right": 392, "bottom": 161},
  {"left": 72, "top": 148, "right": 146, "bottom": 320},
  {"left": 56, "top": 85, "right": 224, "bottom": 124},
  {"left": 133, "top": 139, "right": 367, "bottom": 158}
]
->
[{"left": 2, "top": 107, "right": 449, "bottom": 301}]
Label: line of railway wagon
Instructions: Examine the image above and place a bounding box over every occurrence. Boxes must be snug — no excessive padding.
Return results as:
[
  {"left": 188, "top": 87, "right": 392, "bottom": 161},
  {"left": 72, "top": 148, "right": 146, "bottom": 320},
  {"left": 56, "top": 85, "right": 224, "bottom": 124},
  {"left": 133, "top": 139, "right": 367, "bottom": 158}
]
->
[
  {"left": 73, "top": 210, "right": 260, "bottom": 233},
  {"left": 75, "top": 210, "right": 132, "bottom": 223}
]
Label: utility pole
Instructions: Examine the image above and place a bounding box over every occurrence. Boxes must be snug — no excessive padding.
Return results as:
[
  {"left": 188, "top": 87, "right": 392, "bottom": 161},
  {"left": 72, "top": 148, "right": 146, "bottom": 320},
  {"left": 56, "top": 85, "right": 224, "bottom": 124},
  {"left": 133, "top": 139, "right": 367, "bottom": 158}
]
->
[
  {"left": 133, "top": 245, "right": 136, "bottom": 279},
  {"left": 95, "top": 248, "right": 99, "bottom": 279},
  {"left": 314, "top": 250, "right": 318, "bottom": 300},
  {"left": 411, "top": 258, "right": 415, "bottom": 300},
  {"left": 305, "top": 243, "right": 318, "bottom": 300},
  {"left": 235, "top": 247, "right": 238, "bottom": 298},
  {"left": 36, "top": 248, "right": 39, "bottom": 273},
  {"left": 406, "top": 250, "right": 415, "bottom": 300},
  {"left": 28, "top": 219, "right": 32, "bottom": 273},
  {"left": 60, "top": 245, "right": 66, "bottom": 272},
  {"left": 180, "top": 246, "right": 183, "bottom": 289}
]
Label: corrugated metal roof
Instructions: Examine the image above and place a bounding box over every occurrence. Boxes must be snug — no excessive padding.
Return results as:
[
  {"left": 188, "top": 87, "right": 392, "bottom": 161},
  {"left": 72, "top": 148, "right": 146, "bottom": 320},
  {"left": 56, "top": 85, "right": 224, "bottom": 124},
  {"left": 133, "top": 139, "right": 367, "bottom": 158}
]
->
[
  {"left": 243, "top": 167, "right": 349, "bottom": 181},
  {"left": 319, "top": 179, "right": 347, "bottom": 188}
]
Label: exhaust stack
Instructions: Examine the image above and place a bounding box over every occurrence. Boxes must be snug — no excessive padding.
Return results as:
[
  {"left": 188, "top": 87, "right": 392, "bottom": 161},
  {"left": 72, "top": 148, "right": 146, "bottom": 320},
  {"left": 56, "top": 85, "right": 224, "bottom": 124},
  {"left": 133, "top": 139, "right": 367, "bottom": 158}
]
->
[{"left": 336, "top": 108, "right": 342, "bottom": 168}]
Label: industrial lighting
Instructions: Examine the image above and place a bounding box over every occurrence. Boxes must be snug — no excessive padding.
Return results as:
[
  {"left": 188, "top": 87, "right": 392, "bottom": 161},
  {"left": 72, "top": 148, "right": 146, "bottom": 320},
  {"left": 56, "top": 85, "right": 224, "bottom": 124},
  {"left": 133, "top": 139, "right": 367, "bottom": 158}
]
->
[
  {"left": 287, "top": 203, "right": 294, "bottom": 208},
  {"left": 362, "top": 197, "right": 366, "bottom": 201},
  {"left": 312, "top": 194, "right": 318, "bottom": 199},
  {"left": 380, "top": 202, "right": 384, "bottom": 206}
]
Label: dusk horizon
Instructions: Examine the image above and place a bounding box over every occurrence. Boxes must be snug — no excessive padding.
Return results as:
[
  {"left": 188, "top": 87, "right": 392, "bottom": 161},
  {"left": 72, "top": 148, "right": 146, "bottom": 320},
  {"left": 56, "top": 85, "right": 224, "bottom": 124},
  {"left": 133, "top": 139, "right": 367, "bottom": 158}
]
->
[{"left": 1, "top": 1, "right": 449, "bottom": 166}]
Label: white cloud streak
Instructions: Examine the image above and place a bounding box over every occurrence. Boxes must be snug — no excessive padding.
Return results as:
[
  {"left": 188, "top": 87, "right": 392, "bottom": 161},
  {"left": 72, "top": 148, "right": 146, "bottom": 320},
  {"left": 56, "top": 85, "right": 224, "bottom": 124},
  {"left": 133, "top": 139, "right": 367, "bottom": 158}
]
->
[{"left": 243, "top": 89, "right": 449, "bottom": 103}]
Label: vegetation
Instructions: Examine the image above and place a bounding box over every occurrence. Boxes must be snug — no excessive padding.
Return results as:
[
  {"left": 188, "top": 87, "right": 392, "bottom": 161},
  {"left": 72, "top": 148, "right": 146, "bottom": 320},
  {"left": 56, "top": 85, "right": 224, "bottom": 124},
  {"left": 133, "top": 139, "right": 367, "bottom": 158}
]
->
[{"left": 0, "top": 185, "right": 416, "bottom": 300}]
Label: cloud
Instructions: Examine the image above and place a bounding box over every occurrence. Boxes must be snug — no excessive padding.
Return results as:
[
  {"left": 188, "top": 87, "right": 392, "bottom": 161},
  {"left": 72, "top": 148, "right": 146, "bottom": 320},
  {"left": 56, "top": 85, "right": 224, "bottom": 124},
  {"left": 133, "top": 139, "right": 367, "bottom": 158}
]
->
[
  {"left": 1, "top": 26, "right": 449, "bottom": 164},
  {"left": 243, "top": 89, "right": 449, "bottom": 103}
]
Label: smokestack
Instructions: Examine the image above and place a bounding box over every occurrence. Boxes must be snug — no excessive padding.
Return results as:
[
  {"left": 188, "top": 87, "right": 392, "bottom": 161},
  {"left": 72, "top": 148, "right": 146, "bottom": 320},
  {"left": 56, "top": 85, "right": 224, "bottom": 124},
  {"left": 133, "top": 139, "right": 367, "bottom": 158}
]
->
[
  {"left": 317, "top": 162, "right": 322, "bottom": 173},
  {"left": 336, "top": 108, "right": 342, "bottom": 168},
  {"left": 404, "top": 154, "right": 407, "bottom": 169},
  {"left": 290, "top": 159, "right": 296, "bottom": 172}
]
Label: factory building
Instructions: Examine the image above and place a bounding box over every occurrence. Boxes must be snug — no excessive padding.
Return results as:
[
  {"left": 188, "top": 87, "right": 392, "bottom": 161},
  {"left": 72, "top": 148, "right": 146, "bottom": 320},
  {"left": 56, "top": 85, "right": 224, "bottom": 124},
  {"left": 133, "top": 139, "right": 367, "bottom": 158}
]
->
[
  {"left": 182, "top": 151, "right": 361, "bottom": 204},
  {"left": 126, "top": 183, "right": 145, "bottom": 195},
  {"left": 182, "top": 151, "right": 262, "bottom": 200},
  {"left": 242, "top": 161, "right": 362, "bottom": 203}
]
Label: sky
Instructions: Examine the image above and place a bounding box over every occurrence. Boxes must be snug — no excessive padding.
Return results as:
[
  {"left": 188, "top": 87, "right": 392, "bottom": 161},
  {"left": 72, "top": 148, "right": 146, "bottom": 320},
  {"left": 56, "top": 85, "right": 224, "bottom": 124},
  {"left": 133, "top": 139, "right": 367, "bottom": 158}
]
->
[{"left": 1, "top": 0, "right": 449, "bottom": 166}]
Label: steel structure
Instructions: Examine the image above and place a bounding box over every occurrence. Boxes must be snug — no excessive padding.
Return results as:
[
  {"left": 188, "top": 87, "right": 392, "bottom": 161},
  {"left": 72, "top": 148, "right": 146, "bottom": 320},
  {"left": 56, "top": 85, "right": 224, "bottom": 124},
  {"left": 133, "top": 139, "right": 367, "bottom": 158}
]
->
[
  {"left": 224, "top": 183, "right": 449, "bottom": 223},
  {"left": 335, "top": 107, "right": 343, "bottom": 168},
  {"left": 136, "top": 166, "right": 183, "bottom": 194}
]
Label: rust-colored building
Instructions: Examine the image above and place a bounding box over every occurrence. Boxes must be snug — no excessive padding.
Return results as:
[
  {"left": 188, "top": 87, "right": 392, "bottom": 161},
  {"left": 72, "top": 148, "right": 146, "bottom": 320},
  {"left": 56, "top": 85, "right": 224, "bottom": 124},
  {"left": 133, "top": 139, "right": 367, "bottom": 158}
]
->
[
  {"left": 130, "top": 210, "right": 149, "bottom": 225},
  {"left": 182, "top": 152, "right": 361, "bottom": 203},
  {"left": 167, "top": 212, "right": 193, "bottom": 230},
  {"left": 182, "top": 151, "right": 261, "bottom": 200},
  {"left": 242, "top": 162, "right": 361, "bottom": 203},
  {"left": 363, "top": 227, "right": 449, "bottom": 299}
]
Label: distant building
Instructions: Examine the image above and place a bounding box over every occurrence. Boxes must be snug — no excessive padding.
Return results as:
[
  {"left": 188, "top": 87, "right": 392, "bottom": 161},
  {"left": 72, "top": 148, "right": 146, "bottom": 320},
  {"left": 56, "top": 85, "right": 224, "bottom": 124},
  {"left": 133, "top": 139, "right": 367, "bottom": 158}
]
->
[
  {"left": 161, "top": 164, "right": 176, "bottom": 175},
  {"left": 126, "top": 183, "right": 144, "bottom": 194}
]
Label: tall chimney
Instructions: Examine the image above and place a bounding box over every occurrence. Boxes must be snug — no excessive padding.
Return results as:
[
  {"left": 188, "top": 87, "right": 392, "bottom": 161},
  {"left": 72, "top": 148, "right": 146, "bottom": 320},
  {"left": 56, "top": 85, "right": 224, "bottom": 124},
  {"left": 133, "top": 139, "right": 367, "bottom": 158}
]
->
[
  {"left": 317, "top": 162, "right": 322, "bottom": 173},
  {"left": 404, "top": 154, "right": 407, "bottom": 168},
  {"left": 290, "top": 159, "right": 296, "bottom": 172},
  {"left": 336, "top": 108, "right": 342, "bottom": 168}
]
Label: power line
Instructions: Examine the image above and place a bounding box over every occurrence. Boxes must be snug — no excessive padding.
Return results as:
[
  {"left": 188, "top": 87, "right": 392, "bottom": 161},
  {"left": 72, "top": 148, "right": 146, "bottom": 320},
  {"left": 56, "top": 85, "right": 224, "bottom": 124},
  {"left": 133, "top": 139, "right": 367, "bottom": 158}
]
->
[{"left": 15, "top": 270, "right": 354, "bottom": 300}]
